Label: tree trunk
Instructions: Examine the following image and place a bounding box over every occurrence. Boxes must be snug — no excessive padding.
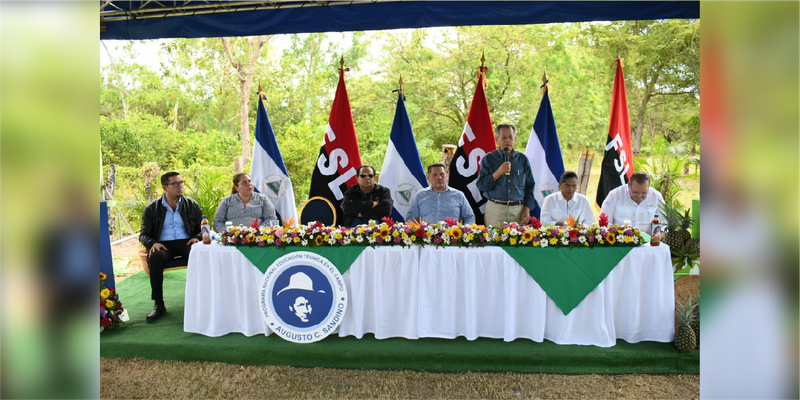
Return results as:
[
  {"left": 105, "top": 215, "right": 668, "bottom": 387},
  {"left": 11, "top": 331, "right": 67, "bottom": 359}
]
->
[
  {"left": 221, "top": 36, "right": 270, "bottom": 166},
  {"left": 173, "top": 98, "right": 179, "bottom": 131}
]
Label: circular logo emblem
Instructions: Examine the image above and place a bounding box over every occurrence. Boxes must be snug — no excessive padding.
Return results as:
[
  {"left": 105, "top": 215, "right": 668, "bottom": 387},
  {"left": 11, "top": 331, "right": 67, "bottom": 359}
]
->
[
  {"left": 537, "top": 182, "right": 559, "bottom": 203},
  {"left": 259, "top": 174, "right": 288, "bottom": 201},
  {"left": 394, "top": 182, "right": 418, "bottom": 207},
  {"left": 260, "top": 251, "right": 347, "bottom": 343}
]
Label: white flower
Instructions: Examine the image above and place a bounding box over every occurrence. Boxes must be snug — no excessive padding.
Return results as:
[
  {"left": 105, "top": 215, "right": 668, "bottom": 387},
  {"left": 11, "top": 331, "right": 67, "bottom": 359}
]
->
[
  {"left": 596, "top": 234, "right": 604, "bottom": 241},
  {"left": 356, "top": 236, "right": 364, "bottom": 243},
  {"left": 301, "top": 239, "right": 308, "bottom": 246},
  {"left": 616, "top": 234, "right": 624, "bottom": 242},
  {"left": 403, "top": 238, "right": 413, "bottom": 246},
  {"left": 561, "top": 237, "right": 569, "bottom": 245},
  {"left": 540, "top": 240, "right": 548, "bottom": 248},
  {"left": 343, "top": 239, "right": 352, "bottom": 245},
  {"left": 579, "top": 228, "right": 587, "bottom": 235},
  {"left": 578, "top": 236, "right": 586, "bottom": 243},
  {"left": 510, "top": 228, "right": 519, "bottom": 236},
  {"left": 328, "top": 238, "right": 336, "bottom": 245},
  {"left": 501, "top": 234, "right": 509, "bottom": 241},
  {"left": 368, "top": 237, "right": 376, "bottom": 244},
  {"left": 423, "top": 237, "right": 432, "bottom": 244},
  {"left": 633, "top": 237, "right": 639, "bottom": 244}
]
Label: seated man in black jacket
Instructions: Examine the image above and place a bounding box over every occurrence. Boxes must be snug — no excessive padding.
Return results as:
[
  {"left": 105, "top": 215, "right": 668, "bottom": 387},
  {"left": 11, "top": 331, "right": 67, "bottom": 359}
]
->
[
  {"left": 341, "top": 165, "right": 393, "bottom": 227},
  {"left": 139, "top": 171, "right": 202, "bottom": 322}
]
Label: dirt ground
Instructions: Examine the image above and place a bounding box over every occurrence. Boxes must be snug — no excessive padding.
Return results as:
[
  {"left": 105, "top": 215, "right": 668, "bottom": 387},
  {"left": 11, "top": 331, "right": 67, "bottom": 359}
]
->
[{"left": 111, "top": 238, "right": 145, "bottom": 282}]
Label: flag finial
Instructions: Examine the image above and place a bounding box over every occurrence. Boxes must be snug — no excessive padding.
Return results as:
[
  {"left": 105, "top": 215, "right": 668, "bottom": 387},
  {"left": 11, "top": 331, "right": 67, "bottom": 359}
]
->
[
  {"left": 398, "top": 75, "right": 404, "bottom": 95},
  {"left": 258, "top": 83, "right": 262, "bottom": 93},
  {"left": 340, "top": 55, "right": 344, "bottom": 69},
  {"left": 540, "top": 70, "right": 549, "bottom": 93},
  {"left": 480, "top": 50, "right": 486, "bottom": 67}
]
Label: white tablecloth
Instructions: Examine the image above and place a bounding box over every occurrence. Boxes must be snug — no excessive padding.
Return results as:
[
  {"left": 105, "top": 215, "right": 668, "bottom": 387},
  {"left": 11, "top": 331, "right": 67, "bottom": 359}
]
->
[
  {"left": 185, "top": 243, "right": 674, "bottom": 347},
  {"left": 418, "top": 246, "right": 675, "bottom": 347}
]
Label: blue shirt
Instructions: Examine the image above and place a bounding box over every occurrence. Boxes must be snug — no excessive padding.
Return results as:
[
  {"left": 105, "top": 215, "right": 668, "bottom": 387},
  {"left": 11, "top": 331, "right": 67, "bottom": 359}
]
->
[
  {"left": 406, "top": 186, "right": 476, "bottom": 225},
  {"left": 477, "top": 149, "right": 536, "bottom": 210},
  {"left": 159, "top": 196, "right": 190, "bottom": 241}
]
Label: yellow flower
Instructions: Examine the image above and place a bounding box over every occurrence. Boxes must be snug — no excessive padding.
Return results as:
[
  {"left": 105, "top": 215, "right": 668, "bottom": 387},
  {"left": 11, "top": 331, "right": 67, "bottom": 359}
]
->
[
  {"left": 105, "top": 299, "right": 114, "bottom": 308},
  {"left": 247, "top": 233, "right": 256, "bottom": 243},
  {"left": 380, "top": 227, "right": 390, "bottom": 238},
  {"left": 509, "top": 238, "right": 517, "bottom": 245},
  {"left": 450, "top": 227, "right": 463, "bottom": 240},
  {"left": 532, "top": 241, "right": 540, "bottom": 247},
  {"left": 549, "top": 238, "right": 558, "bottom": 245},
  {"left": 392, "top": 230, "right": 400, "bottom": 238},
  {"left": 522, "top": 231, "right": 534, "bottom": 242},
  {"left": 100, "top": 272, "right": 107, "bottom": 281},
  {"left": 598, "top": 239, "right": 605, "bottom": 244},
  {"left": 357, "top": 227, "right": 366, "bottom": 234},
  {"left": 315, "top": 236, "right": 324, "bottom": 246},
  {"left": 335, "top": 233, "right": 343, "bottom": 240},
  {"left": 584, "top": 242, "right": 590, "bottom": 246},
  {"left": 323, "top": 235, "right": 329, "bottom": 242},
  {"left": 267, "top": 235, "right": 275, "bottom": 241},
  {"left": 260, "top": 234, "right": 268, "bottom": 241},
  {"left": 502, "top": 227, "right": 510, "bottom": 234},
  {"left": 466, "top": 233, "right": 475, "bottom": 242},
  {"left": 606, "top": 233, "right": 616, "bottom": 245},
  {"left": 100, "top": 288, "right": 110, "bottom": 300},
  {"left": 293, "top": 237, "right": 300, "bottom": 243},
  {"left": 624, "top": 236, "right": 633, "bottom": 243},
  {"left": 410, "top": 235, "right": 417, "bottom": 241},
  {"left": 401, "top": 233, "right": 408, "bottom": 239}
]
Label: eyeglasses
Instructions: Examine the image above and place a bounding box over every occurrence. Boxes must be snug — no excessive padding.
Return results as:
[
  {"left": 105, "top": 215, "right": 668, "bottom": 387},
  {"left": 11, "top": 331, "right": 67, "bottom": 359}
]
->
[
  {"left": 359, "top": 174, "right": 374, "bottom": 178},
  {"left": 166, "top": 181, "right": 185, "bottom": 187}
]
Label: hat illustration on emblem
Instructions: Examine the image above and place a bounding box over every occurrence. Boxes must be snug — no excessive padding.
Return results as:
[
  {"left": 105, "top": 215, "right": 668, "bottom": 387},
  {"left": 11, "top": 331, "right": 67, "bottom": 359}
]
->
[{"left": 277, "top": 272, "right": 326, "bottom": 296}]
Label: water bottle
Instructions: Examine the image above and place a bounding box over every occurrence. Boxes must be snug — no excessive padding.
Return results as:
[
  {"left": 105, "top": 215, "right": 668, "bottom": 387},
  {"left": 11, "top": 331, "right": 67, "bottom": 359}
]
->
[{"left": 201, "top": 215, "right": 211, "bottom": 244}]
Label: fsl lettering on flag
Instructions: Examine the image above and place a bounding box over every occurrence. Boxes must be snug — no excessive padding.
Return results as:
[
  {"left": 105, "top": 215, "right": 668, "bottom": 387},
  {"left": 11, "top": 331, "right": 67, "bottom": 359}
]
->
[
  {"left": 379, "top": 91, "right": 428, "bottom": 222},
  {"left": 250, "top": 91, "right": 298, "bottom": 227},
  {"left": 524, "top": 79, "right": 565, "bottom": 219},
  {"left": 447, "top": 66, "right": 495, "bottom": 225},
  {"left": 596, "top": 58, "right": 634, "bottom": 208},
  {"left": 308, "top": 66, "right": 363, "bottom": 225}
]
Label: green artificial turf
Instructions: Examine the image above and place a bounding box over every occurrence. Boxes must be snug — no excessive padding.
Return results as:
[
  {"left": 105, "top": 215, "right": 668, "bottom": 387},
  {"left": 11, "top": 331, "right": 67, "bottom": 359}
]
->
[{"left": 101, "top": 270, "right": 699, "bottom": 374}]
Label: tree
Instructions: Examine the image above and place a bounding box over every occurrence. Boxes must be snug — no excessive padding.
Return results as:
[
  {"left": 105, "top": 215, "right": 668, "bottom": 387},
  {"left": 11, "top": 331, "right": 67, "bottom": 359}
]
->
[
  {"left": 590, "top": 20, "right": 699, "bottom": 155},
  {"left": 220, "top": 36, "right": 270, "bottom": 164}
]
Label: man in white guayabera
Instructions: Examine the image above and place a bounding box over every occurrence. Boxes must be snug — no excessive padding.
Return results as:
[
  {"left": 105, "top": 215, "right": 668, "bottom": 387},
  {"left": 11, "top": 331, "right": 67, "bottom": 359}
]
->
[{"left": 277, "top": 272, "right": 325, "bottom": 323}]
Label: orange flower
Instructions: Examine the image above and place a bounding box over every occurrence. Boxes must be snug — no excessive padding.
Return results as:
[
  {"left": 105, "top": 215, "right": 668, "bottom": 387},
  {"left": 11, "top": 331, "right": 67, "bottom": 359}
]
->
[
  {"left": 283, "top": 216, "right": 296, "bottom": 227},
  {"left": 605, "top": 233, "right": 616, "bottom": 245},
  {"left": 564, "top": 215, "right": 576, "bottom": 228}
]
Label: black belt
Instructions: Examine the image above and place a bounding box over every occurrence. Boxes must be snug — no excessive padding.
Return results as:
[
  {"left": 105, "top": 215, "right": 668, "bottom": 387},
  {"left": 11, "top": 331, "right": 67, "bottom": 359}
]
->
[{"left": 489, "top": 199, "right": 523, "bottom": 206}]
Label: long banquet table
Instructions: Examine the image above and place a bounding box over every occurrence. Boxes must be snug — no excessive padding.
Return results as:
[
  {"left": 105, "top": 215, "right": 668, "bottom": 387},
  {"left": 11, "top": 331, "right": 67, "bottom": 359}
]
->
[{"left": 184, "top": 243, "right": 674, "bottom": 347}]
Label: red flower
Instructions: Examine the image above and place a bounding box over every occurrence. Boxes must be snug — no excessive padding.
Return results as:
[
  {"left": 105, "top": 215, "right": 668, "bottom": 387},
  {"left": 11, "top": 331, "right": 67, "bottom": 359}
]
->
[
  {"left": 381, "top": 217, "right": 395, "bottom": 226},
  {"left": 444, "top": 218, "right": 458, "bottom": 227},
  {"left": 101, "top": 318, "right": 111, "bottom": 328},
  {"left": 598, "top": 213, "right": 609, "bottom": 227},
  {"left": 569, "top": 229, "right": 579, "bottom": 240},
  {"left": 529, "top": 216, "right": 542, "bottom": 229},
  {"left": 251, "top": 219, "right": 259, "bottom": 228},
  {"left": 117, "top": 302, "right": 123, "bottom": 309},
  {"left": 109, "top": 288, "right": 116, "bottom": 294},
  {"left": 415, "top": 228, "right": 424, "bottom": 238},
  {"left": 101, "top": 300, "right": 106, "bottom": 307}
]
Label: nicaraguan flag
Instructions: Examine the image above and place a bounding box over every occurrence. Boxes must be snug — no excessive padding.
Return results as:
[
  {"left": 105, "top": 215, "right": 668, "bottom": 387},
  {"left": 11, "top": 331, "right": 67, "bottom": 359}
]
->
[
  {"left": 379, "top": 92, "right": 428, "bottom": 222},
  {"left": 524, "top": 87, "right": 565, "bottom": 219},
  {"left": 250, "top": 91, "right": 299, "bottom": 227}
]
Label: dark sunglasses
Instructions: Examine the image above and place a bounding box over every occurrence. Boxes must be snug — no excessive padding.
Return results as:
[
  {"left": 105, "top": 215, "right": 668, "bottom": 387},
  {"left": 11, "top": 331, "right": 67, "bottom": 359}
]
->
[{"left": 359, "top": 174, "right": 374, "bottom": 178}]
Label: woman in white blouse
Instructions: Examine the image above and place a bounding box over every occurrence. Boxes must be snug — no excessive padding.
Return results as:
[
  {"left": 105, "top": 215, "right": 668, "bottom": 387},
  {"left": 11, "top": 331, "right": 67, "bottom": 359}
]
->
[
  {"left": 213, "top": 173, "right": 278, "bottom": 231},
  {"left": 540, "top": 171, "right": 595, "bottom": 226}
]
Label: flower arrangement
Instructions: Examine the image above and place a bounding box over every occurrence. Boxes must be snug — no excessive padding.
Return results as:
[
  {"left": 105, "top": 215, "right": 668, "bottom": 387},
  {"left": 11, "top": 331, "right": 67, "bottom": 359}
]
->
[
  {"left": 100, "top": 272, "right": 125, "bottom": 330},
  {"left": 219, "top": 218, "right": 645, "bottom": 250}
]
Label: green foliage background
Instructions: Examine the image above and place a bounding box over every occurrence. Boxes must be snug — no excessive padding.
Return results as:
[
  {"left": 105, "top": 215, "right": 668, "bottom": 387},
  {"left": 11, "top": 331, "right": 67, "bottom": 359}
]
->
[{"left": 101, "top": 21, "right": 699, "bottom": 231}]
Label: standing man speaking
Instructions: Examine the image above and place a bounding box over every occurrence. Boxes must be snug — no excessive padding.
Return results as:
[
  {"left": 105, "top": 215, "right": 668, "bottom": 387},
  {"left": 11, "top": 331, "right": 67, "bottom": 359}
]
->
[{"left": 477, "top": 123, "right": 535, "bottom": 226}]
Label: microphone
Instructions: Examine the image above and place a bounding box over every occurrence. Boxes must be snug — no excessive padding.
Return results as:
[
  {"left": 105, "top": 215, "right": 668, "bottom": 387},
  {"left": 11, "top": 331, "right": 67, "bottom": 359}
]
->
[{"left": 503, "top": 148, "right": 510, "bottom": 175}]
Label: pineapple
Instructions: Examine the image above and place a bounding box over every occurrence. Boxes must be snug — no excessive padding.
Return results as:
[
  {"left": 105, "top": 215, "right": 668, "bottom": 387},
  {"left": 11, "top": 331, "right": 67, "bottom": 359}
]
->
[
  {"left": 661, "top": 198, "right": 692, "bottom": 249},
  {"left": 675, "top": 296, "right": 697, "bottom": 352}
]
